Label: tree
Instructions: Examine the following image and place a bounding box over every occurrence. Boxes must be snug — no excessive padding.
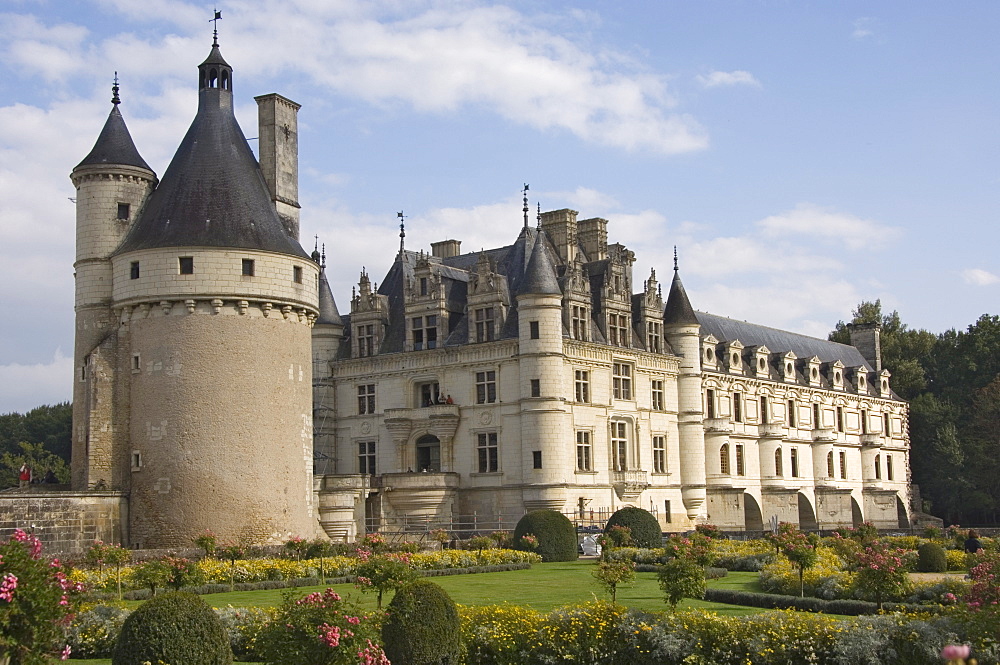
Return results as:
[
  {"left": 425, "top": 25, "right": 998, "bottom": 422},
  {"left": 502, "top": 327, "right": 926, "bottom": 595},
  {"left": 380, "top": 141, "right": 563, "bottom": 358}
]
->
[
  {"left": 657, "top": 558, "right": 706, "bottom": 611},
  {"left": 767, "top": 523, "right": 818, "bottom": 597},
  {"left": 0, "top": 442, "right": 70, "bottom": 489},
  {"left": 592, "top": 560, "right": 634, "bottom": 603}
]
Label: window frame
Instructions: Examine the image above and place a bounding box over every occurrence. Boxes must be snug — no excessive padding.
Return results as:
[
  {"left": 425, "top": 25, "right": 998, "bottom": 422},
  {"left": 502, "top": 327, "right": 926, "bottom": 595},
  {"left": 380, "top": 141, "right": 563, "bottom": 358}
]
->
[
  {"left": 576, "top": 431, "right": 593, "bottom": 472},
  {"left": 412, "top": 314, "right": 438, "bottom": 351},
  {"left": 651, "top": 380, "right": 665, "bottom": 411},
  {"left": 477, "top": 432, "right": 499, "bottom": 473},
  {"left": 574, "top": 370, "right": 590, "bottom": 403},
  {"left": 652, "top": 435, "right": 667, "bottom": 473},
  {"left": 474, "top": 306, "right": 495, "bottom": 343},
  {"left": 475, "top": 370, "right": 497, "bottom": 404},
  {"left": 358, "top": 441, "right": 376, "bottom": 475},
  {"left": 612, "top": 362, "right": 633, "bottom": 401},
  {"left": 611, "top": 420, "right": 628, "bottom": 471},
  {"left": 357, "top": 384, "right": 376, "bottom": 415}
]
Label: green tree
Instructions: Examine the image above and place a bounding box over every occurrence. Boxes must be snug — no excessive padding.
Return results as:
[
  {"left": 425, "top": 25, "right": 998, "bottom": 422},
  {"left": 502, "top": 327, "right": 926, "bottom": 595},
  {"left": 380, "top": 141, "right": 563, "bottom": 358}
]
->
[
  {"left": 0, "top": 441, "right": 70, "bottom": 489},
  {"left": 592, "top": 560, "right": 634, "bottom": 603}
]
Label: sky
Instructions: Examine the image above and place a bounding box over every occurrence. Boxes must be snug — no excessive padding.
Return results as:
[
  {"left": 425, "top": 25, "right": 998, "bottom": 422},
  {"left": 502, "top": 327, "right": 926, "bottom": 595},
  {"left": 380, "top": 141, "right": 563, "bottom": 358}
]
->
[{"left": 1, "top": 0, "right": 998, "bottom": 413}]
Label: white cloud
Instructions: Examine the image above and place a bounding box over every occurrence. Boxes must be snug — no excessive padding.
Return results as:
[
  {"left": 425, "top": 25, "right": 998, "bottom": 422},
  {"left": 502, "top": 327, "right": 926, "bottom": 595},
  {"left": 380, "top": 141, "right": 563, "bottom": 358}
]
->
[
  {"left": 756, "top": 203, "right": 900, "bottom": 251},
  {"left": 852, "top": 17, "right": 875, "bottom": 41},
  {"left": 962, "top": 268, "right": 999, "bottom": 286},
  {"left": 552, "top": 186, "right": 620, "bottom": 212},
  {"left": 697, "top": 70, "right": 761, "bottom": 89},
  {"left": 0, "top": 350, "right": 73, "bottom": 414}
]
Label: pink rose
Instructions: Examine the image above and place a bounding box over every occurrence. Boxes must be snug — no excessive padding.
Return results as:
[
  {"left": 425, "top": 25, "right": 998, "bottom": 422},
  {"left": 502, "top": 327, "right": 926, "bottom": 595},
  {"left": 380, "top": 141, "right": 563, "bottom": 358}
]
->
[{"left": 941, "top": 644, "right": 971, "bottom": 660}]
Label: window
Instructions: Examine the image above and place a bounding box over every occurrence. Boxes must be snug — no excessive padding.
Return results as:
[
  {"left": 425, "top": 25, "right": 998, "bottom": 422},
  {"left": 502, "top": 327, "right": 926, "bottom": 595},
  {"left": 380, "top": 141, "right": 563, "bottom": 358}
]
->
[
  {"left": 787, "top": 399, "right": 796, "bottom": 427},
  {"left": 839, "top": 450, "right": 847, "bottom": 479},
  {"left": 529, "top": 321, "right": 539, "bottom": 339},
  {"left": 530, "top": 379, "right": 540, "bottom": 397},
  {"left": 474, "top": 307, "right": 495, "bottom": 342},
  {"left": 651, "top": 380, "right": 665, "bottom": 411},
  {"left": 664, "top": 500, "right": 672, "bottom": 522},
  {"left": 130, "top": 261, "right": 140, "bottom": 279},
  {"left": 861, "top": 409, "right": 869, "bottom": 434},
  {"left": 836, "top": 406, "right": 845, "bottom": 432},
  {"left": 735, "top": 444, "right": 745, "bottom": 476},
  {"left": 117, "top": 202, "right": 130, "bottom": 220},
  {"left": 653, "top": 435, "right": 667, "bottom": 473},
  {"left": 131, "top": 450, "right": 142, "bottom": 471},
  {"left": 886, "top": 454, "right": 894, "bottom": 481},
  {"left": 179, "top": 256, "right": 194, "bottom": 274},
  {"left": 131, "top": 354, "right": 141, "bottom": 372},
  {"left": 242, "top": 259, "right": 255, "bottom": 276},
  {"left": 357, "top": 324, "right": 375, "bottom": 357},
  {"left": 532, "top": 450, "right": 542, "bottom": 469},
  {"left": 571, "top": 305, "right": 589, "bottom": 341},
  {"left": 813, "top": 403, "right": 821, "bottom": 428},
  {"left": 827, "top": 452, "right": 835, "bottom": 478},
  {"left": 608, "top": 313, "right": 629, "bottom": 347},
  {"left": 419, "top": 277, "right": 428, "bottom": 296},
  {"left": 611, "top": 421, "right": 628, "bottom": 471},
  {"left": 419, "top": 382, "right": 440, "bottom": 407},
  {"left": 612, "top": 362, "right": 632, "bottom": 400},
  {"left": 720, "top": 443, "right": 730, "bottom": 475},
  {"left": 647, "top": 321, "right": 662, "bottom": 353},
  {"left": 790, "top": 447, "right": 799, "bottom": 478},
  {"left": 706, "top": 389, "right": 716, "bottom": 419},
  {"left": 774, "top": 448, "right": 783, "bottom": 477},
  {"left": 475, "top": 371, "right": 497, "bottom": 404},
  {"left": 574, "top": 370, "right": 590, "bottom": 403},
  {"left": 293, "top": 265, "right": 303, "bottom": 283},
  {"left": 760, "top": 396, "right": 769, "bottom": 424},
  {"left": 477, "top": 432, "right": 498, "bottom": 473},
  {"left": 733, "top": 392, "right": 743, "bottom": 422},
  {"left": 883, "top": 413, "right": 891, "bottom": 436},
  {"left": 576, "top": 431, "right": 592, "bottom": 471},
  {"left": 358, "top": 441, "right": 376, "bottom": 474},
  {"left": 357, "top": 384, "right": 375, "bottom": 414},
  {"left": 412, "top": 315, "right": 438, "bottom": 350},
  {"left": 874, "top": 454, "right": 881, "bottom": 479}
]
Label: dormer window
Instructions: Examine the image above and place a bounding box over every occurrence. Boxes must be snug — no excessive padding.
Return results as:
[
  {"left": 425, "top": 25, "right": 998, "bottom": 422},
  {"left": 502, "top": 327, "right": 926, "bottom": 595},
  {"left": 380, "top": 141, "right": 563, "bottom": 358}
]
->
[
  {"left": 571, "top": 305, "right": 589, "bottom": 341},
  {"left": 475, "top": 307, "right": 495, "bottom": 342},
  {"left": 412, "top": 315, "right": 438, "bottom": 350},
  {"left": 702, "top": 335, "right": 719, "bottom": 370},
  {"left": 781, "top": 352, "right": 797, "bottom": 382},
  {"left": 420, "top": 277, "right": 428, "bottom": 296},
  {"left": 725, "top": 341, "right": 745, "bottom": 374}
]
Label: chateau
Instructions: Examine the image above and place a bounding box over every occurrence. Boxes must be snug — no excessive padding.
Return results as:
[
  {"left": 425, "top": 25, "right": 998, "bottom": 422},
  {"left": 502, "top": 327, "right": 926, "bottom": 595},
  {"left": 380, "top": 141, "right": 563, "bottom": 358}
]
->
[{"left": 63, "top": 40, "right": 912, "bottom": 548}]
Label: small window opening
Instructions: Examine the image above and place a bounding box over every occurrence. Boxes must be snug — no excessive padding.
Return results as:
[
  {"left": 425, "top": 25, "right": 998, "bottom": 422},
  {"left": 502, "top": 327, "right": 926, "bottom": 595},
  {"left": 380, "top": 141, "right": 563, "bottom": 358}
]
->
[
  {"left": 532, "top": 450, "right": 542, "bottom": 469},
  {"left": 530, "top": 379, "right": 540, "bottom": 397},
  {"left": 293, "top": 266, "right": 303, "bottom": 283},
  {"left": 131, "top": 450, "right": 142, "bottom": 471},
  {"left": 130, "top": 261, "right": 140, "bottom": 280},
  {"left": 242, "top": 259, "right": 255, "bottom": 276},
  {"left": 131, "top": 354, "right": 141, "bottom": 372},
  {"left": 117, "top": 203, "right": 130, "bottom": 220},
  {"left": 179, "top": 256, "right": 194, "bottom": 274},
  {"left": 529, "top": 321, "right": 539, "bottom": 339}
]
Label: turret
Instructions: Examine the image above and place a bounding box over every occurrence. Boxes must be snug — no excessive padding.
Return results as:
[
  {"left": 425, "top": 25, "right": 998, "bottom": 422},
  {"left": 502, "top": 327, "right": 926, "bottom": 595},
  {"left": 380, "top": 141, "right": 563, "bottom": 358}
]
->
[
  {"left": 69, "top": 78, "right": 156, "bottom": 490},
  {"left": 662, "top": 252, "right": 706, "bottom": 522},
  {"left": 313, "top": 245, "right": 344, "bottom": 473}
]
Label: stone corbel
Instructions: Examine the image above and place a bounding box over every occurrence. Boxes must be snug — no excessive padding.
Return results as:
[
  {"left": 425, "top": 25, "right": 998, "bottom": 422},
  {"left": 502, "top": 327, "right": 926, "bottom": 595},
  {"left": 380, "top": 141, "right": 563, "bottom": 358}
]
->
[
  {"left": 282, "top": 305, "right": 293, "bottom": 320},
  {"left": 261, "top": 302, "right": 272, "bottom": 318},
  {"left": 160, "top": 300, "right": 172, "bottom": 315},
  {"left": 185, "top": 299, "right": 196, "bottom": 314},
  {"left": 238, "top": 300, "right": 249, "bottom": 315},
  {"left": 211, "top": 299, "right": 223, "bottom": 314}
]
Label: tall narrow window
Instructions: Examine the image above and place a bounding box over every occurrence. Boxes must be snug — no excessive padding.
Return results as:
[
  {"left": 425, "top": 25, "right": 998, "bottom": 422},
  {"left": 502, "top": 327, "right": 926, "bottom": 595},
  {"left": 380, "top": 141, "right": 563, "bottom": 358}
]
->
[
  {"left": 874, "top": 454, "right": 881, "bottom": 479},
  {"left": 412, "top": 315, "right": 438, "bottom": 350},
  {"left": 574, "top": 370, "right": 590, "bottom": 403},
  {"left": 242, "top": 258, "right": 255, "bottom": 276},
  {"left": 179, "top": 256, "right": 194, "bottom": 274},
  {"left": 530, "top": 379, "right": 540, "bottom": 397},
  {"left": 651, "top": 380, "right": 665, "bottom": 411},
  {"left": 608, "top": 313, "right": 629, "bottom": 347},
  {"left": 827, "top": 451, "right": 835, "bottom": 478},
  {"left": 532, "top": 450, "right": 542, "bottom": 469},
  {"left": 790, "top": 447, "right": 799, "bottom": 478},
  {"left": 357, "top": 324, "right": 375, "bottom": 357},
  {"left": 130, "top": 261, "right": 140, "bottom": 279},
  {"left": 883, "top": 413, "right": 891, "bottom": 436},
  {"left": 419, "top": 277, "right": 428, "bottom": 296},
  {"left": 787, "top": 399, "right": 796, "bottom": 427},
  {"left": 357, "top": 384, "right": 375, "bottom": 414},
  {"left": 419, "top": 382, "right": 440, "bottom": 407},
  {"left": 612, "top": 363, "right": 632, "bottom": 400},
  {"left": 477, "top": 432, "right": 498, "bottom": 473},
  {"left": 735, "top": 444, "right": 745, "bottom": 476},
  {"left": 836, "top": 406, "right": 845, "bottom": 432},
  {"left": 733, "top": 392, "right": 743, "bottom": 422},
  {"left": 293, "top": 265, "right": 303, "bottom": 283},
  {"left": 358, "top": 441, "right": 376, "bottom": 475},
  {"left": 813, "top": 403, "right": 821, "bottom": 428},
  {"left": 760, "top": 396, "right": 769, "bottom": 424},
  {"left": 646, "top": 321, "right": 662, "bottom": 353},
  {"left": 774, "top": 448, "right": 783, "bottom": 477},
  {"left": 839, "top": 451, "right": 847, "bottom": 479},
  {"left": 652, "top": 435, "right": 667, "bottom": 473},
  {"left": 861, "top": 409, "right": 869, "bottom": 434},
  {"left": 474, "top": 307, "right": 495, "bottom": 342},
  {"left": 475, "top": 371, "right": 497, "bottom": 404},
  {"left": 576, "top": 431, "right": 592, "bottom": 471},
  {"left": 706, "top": 388, "right": 716, "bottom": 419},
  {"left": 529, "top": 321, "right": 539, "bottom": 339},
  {"left": 611, "top": 421, "right": 628, "bottom": 471},
  {"left": 571, "top": 305, "right": 589, "bottom": 341},
  {"left": 720, "top": 443, "right": 730, "bottom": 475},
  {"left": 886, "top": 454, "right": 894, "bottom": 481}
]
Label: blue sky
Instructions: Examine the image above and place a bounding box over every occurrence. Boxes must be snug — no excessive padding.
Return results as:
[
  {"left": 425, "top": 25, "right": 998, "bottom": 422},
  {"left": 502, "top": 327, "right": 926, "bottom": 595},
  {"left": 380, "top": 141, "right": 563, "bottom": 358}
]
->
[{"left": 1, "top": 0, "right": 998, "bottom": 412}]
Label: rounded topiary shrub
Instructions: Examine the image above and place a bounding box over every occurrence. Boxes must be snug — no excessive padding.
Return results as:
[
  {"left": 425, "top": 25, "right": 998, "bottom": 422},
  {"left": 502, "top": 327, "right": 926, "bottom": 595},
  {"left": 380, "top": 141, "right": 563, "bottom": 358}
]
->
[
  {"left": 112, "top": 591, "right": 232, "bottom": 665},
  {"left": 513, "top": 509, "right": 578, "bottom": 562},
  {"left": 917, "top": 542, "right": 948, "bottom": 573},
  {"left": 382, "top": 580, "right": 461, "bottom": 665},
  {"left": 605, "top": 506, "right": 663, "bottom": 548}
]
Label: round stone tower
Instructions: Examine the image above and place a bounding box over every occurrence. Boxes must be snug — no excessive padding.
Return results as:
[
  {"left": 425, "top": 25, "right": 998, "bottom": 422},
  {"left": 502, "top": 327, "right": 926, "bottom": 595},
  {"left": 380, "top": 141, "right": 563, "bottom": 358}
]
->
[
  {"left": 108, "top": 39, "right": 319, "bottom": 548},
  {"left": 70, "top": 80, "right": 157, "bottom": 491}
]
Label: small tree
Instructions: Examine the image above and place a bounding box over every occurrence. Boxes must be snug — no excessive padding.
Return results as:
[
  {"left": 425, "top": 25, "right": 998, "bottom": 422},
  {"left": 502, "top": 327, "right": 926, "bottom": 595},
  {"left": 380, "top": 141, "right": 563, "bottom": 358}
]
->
[
  {"left": 657, "top": 558, "right": 706, "bottom": 611},
  {"left": 284, "top": 536, "right": 310, "bottom": 560},
  {"left": 193, "top": 530, "right": 217, "bottom": 558},
  {"left": 489, "top": 530, "right": 512, "bottom": 548},
  {"left": 217, "top": 543, "right": 247, "bottom": 592},
  {"left": 467, "top": 535, "right": 494, "bottom": 562},
  {"left": 354, "top": 555, "right": 418, "bottom": 609},
  {"left": 767, "top": 523, "right": 818, "bottom": 597},
  {"left": 851, "top": 542, "right": 912, "bottom": 610},
  {"left": 101, "top": 543, "right": 131, "bottom": 601},
  {"left": 429, "top": 528, "right": 451, "bottom": 550},
  {"left": 164, "top": 556, "right": 205, "bottom": 591},
  {"left": 592, "top": 559, "right": 635, "bottom": 603},
  {"left": 131, "top": 559, "right": 171, "bottom": 597}
]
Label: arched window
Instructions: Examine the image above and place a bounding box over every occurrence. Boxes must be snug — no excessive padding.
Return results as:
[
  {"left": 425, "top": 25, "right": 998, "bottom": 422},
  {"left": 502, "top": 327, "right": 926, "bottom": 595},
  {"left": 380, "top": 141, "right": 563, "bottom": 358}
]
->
[
  {"left": 874, "top": 454, "right": 881, "bottom": 479},
  {"left": 827, "top": 451, "right": 834, "bottom": 478},
  {"left": 720, "top": 443, "right": 730, "bottom": 475},
  {"left": 221, "top": 70, "right": 230, "bottom": 90},
  {"left": 774, "top": 448, "right": 783, "bottom": 477},
  {"left": 208, "top": 68, "right": 219, "bottom": 88}
]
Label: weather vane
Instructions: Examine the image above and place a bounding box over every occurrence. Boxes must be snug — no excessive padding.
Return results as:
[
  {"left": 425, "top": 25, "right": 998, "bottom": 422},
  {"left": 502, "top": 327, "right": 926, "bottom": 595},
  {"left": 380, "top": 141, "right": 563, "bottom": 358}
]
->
[
  {"left": 398, "top": 211, "right": 406, "bottom": 255},
  {"left": 210, "top": 9, "right": 222, "bottom": 45},
  {"left": 112, "top": 71, "right": 120, "bottom": 106},
  {"left": 522, "top": 183, "right": 530, "bottom": 229}
]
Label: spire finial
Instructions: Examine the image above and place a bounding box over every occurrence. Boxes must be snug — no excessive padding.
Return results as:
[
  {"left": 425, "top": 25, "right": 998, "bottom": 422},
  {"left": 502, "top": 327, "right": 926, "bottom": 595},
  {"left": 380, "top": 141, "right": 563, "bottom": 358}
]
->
[
  {"left": 210, "top": 9, "right": 222, "bottom": 47},
  {"left": 522, "top": 183, "right": 530, "bottom": 229},
  {"left": 536, "top": 202, "right": 541, "bottom": 228},
  {"left": 112, "top": 72, "right": 120, "bottom": 106},
  {"left": 673, "top": 246, "right": 679, "bottom": 272},
  {"left": 321, "top": 243, "right": 326, "bottom": 269},
  {"left": 398, "top": 211, "right": 406, "bottom": 256},
  {"left": 314, "top": 234, "right": 319, "bottom": 253}
]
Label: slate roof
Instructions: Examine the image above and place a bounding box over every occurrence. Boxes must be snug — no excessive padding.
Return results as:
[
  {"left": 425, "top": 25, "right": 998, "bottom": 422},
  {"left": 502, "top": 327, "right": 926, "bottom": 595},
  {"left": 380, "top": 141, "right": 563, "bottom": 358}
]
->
[
  {"left": 76, "top": 104, "right": 152, "bottom": 172},
  {"left": 663, "top": 269, "right": 698, "bottom": 325},
  {"left": 520, "top": 230, "right": 561, "bottom": 295},
  {"left": 317, "top": 270, "right": 342, "bottom": 326}
]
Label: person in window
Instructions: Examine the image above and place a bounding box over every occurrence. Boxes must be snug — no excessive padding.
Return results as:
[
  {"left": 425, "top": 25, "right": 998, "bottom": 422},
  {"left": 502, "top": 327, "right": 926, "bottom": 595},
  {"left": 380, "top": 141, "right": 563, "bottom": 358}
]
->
[{"left": 965, "top": 529, "right": 984, "bottom": 554}]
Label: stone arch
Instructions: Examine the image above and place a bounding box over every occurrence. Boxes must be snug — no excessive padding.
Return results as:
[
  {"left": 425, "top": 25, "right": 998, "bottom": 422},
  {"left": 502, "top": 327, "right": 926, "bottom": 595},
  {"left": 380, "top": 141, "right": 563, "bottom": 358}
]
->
[
  {"left": 896, "top": 495, "right": 910, "bottom": 529},
  {"left": 851, "top": 496, "right": 863, "bottom": 527},
  {"left": 744, "top": 493, "right": 764, "bottom": 532},
  {"left": 415, "top": 433, "right": 441, "bottom": 472},
  {"left": 797, "top": 493, "right": 818, "bottom": 531}
]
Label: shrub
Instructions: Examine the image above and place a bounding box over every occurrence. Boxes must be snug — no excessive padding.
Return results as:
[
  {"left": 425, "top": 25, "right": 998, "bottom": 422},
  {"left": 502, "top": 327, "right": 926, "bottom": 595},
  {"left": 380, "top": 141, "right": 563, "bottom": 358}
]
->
[
  {"left": 512, "top": 510, "right": 578, "bottom": 562},
  {"left": 354, "top": 555, "right": 419, "bottom": 608},
  {"left": 917, "top": 542, "right": 948, "bottom": 573},
  {"left": 604, "top": 507, "right": 662, "bottom": 548},
  {"left": 592, "top": 560, "right": 634, "bottom": 602},
  {"left": 111, "top": 591, "right": 232, "bottom": 665},
  {"left": 851, "top": 543, "right": 913, "bottom": 610},
  {"left": 66, "top": 603, "right": 131, "bottom": 658},
  {"left": 946, "top": 548, "right": 969, "bottom": 571},
  {"left": 130, "top": 558, "right": 171, "bottom": 596},
  {"left": 382, "top": 580, "right": 461, "bottom": 665},
  {"left": 460, "top": 604, "right": 543, "bottom": 665},
  {"left": 657, "top": 558, "right": 706, "bottom": 610}
]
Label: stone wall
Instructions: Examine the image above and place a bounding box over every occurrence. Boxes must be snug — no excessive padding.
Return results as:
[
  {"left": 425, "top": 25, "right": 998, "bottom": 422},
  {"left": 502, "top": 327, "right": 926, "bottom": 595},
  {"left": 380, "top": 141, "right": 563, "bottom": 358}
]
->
[{"left": 0, "top": 490, "right": 125, "bottom": 554}]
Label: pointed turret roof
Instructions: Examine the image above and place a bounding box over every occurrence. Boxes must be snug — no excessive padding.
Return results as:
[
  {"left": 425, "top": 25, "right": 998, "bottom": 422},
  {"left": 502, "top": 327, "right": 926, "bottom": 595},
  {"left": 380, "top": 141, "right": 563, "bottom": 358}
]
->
[
  {"left": 115, "top": 43, "right": 308, "bottom": 258},
  {"left": 317, "top": 269, "right": 343, "bottom": 326},
  {"left": 519, "top": 229, "right": 561, "bottom": 296},
  {"left": 663, "top": 253, "right": 698, "bottom": 325},
  {"left": 76, "top": 83, "right": 151, "bottom": 171}
]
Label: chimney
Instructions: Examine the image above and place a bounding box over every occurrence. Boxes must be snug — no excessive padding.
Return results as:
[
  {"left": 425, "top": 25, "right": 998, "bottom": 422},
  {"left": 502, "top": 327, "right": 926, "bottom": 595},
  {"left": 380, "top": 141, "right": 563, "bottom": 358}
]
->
[
  {"left": 255, "top": 93, "right": 301, "bottom": 240},
  {"left": 539, "top": 208, "right": 578, "bottom": 264},
  {"left": 578, "top": 217, "right": 608, "bottom": 261},
  {"left": 847, "top": 322, "right": 882, "bottom": 372},
  {"left": 431, "top": 239, "right": 462, "bottom": 258}
]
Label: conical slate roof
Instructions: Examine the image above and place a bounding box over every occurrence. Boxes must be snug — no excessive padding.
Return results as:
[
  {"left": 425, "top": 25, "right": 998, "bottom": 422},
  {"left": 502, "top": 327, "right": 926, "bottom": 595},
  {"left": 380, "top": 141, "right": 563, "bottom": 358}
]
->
[
  {"left": 76, "top": 104, "right": 151, "bottom": 171},
  {"left": 317, "top": 270, "right": 343, "bottom": 325},
  {"left": 519, "top": 230, "right": 561, "bottom": 296},
  {"left": 663, "top": 268, "right": 698, "bottom": 325},
  {"left": 115, "top": 44, "right": 308, "bottom": 259}
]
